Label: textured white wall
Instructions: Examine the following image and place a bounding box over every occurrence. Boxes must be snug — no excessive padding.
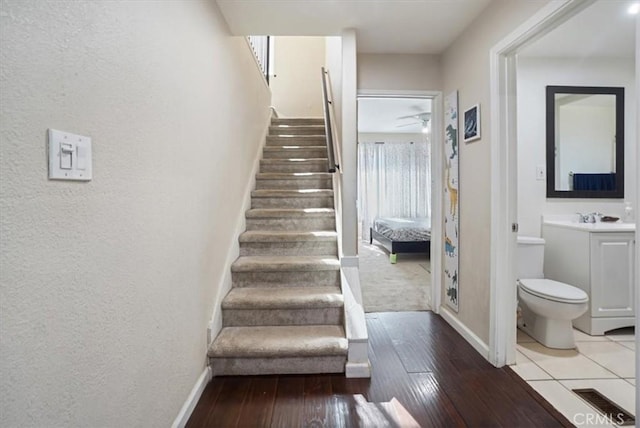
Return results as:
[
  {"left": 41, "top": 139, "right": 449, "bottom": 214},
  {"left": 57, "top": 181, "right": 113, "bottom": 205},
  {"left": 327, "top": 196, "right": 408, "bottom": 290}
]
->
[
  {"left": 341, "top": 29, "right": 358, "bottom": 257},
  {"left": 517, "top": 57, "right": 636, "bottom": 237},
  {"left": 358, "top": 53, "right": 442, "bottom": 91},
  {"left": 440, "top": 0, "right": 548, "bottom": 345},
  {"left": 270, "top": 37, "right": 326, "bottom": 117},
  {"left": 0, "top": 1, "right": 271, "bottom": 426}
]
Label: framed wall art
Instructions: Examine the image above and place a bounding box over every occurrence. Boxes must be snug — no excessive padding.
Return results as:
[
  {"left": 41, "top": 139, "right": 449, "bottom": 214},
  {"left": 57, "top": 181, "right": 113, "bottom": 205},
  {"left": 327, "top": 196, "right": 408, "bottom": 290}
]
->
[{"left": 463, "top": 104, "right": 480, "bottom": 143}]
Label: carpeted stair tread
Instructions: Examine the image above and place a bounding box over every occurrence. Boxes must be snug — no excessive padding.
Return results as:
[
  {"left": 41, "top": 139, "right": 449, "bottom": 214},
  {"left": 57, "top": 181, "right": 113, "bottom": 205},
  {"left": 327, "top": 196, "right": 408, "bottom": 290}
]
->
[
  {"left": 270, "top": 125, "right": 325, "bottom": 132},
  {"left": 272, "top": 118, "right": 324, "bottom": 126},
  {"left": 263, "top": 145, "right": 327, "bottom": 151},
  {"left": 245, "top": 208, "right": 335, "bottom": 218},
  {"left": 261, "top": 158, "right": 328, "bottom": 163},
  {"left": 251, "top": 189, "right": 334, "bottom": 198},
  {"left": 240, "top": 230, "right": 338, "bottom": 242},
  {"left": 222, "top": 286, "right": 344, "bottom": 309},
  {"left": 208, "top": 325, "right": 347, "bottom": 358},
  {"left": 256, "top": 172, "right": 333, "bottom": 180},
  {"left": 270, "top": 124, "right": 325, "bottom": 128},
  {"left": 231, "top": 255, "right": 340, "bottom": 272},
  {"left": 266, "top": 135, "right": 327, "bottom": 146}
]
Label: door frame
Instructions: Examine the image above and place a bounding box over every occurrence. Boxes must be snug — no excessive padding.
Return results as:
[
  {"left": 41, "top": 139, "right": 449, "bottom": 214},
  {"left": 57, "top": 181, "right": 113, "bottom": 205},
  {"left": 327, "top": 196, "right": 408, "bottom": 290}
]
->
[
  {"left": 356, "top": 89, "right": 444, "bottom": 314},
  {"left": 488, "top": 0, "right": 597, "bottom": 367}
]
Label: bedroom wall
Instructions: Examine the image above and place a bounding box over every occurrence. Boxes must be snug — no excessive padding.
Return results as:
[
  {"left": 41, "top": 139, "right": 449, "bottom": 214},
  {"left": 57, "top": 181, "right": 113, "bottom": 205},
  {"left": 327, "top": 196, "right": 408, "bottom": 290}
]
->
[
  {"left": 517, "top": 56, "right": 636, "bottom": 237},
  {"left": 357, "top": 53, "right": 442, "bottom": 91},
  {"left": 0, "top": 1, "right": 271, "bottom": 426},
  {"left": 439, "top": 0, "right": 548, "bottom": 345},
  {"left": 270, "top": 36, "right": 326, "bottom": 117}
]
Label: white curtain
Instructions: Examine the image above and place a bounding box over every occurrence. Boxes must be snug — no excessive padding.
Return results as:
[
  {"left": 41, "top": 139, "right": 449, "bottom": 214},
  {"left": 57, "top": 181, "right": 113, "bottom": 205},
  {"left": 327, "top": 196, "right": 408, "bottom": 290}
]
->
[{"left": 358, "top": 138, "right": 431, "bottom": 241}]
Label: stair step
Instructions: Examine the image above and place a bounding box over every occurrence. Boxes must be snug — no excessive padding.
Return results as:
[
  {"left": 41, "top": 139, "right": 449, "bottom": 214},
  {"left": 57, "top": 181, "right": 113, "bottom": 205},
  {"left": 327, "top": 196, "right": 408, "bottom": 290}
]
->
[
  {"left": 210, "top": 325, "right": 347, "bottom": 357},
  {"left": 245, "top": 208, "right": 336, "bottom": 231},
  {"left": 231, "top": 255, "right": 341, "bottom": 288},
  {"left": 266, "top": 135, "right": 327, "bottom": 146},
  {"left": 256, "top": 172, "right": 333, "bottom": 180},
  {"left": 260, "top": 158, "right": 328, "bottom": 173},
  {"left": 272, "top": 117, "right": 324, "bottom": 126},
  {"left": 262, "top": 146, "right": 327, "bottom": 159},
  {"left": 251, "top": 189, "right": 334, "bottom": 209},
  {"left": 240, "top": 230, "right": 338, "bottom": 243},
  {"left": 223, "top": 286, "right": 343, "bottom": 309},
  {"left": 250, "top": 198, "right": 334, "bottom": 209},
  {"left": 222, "top": 286, "right": 344, "bottom": 326},
  {"left": 269, "top": 125, "right": 326, "bottom": 136},
  {"left": 240, "top": 231, "right": 338, "bottom": 256},
  {"left": 231, "top": 255, "right": 340, "bottom": 272},
  {"left": 245, "top": 208, "right": 335, "bottom": 218},
  {"left": 252, "top": 189, "right": 334, "bottom": 198},
  {"left": 208, "top": 325, "right": 347, "bottom": 375},
  {"left": 255, "top": 172, "right": 333, "bottom": 190}
]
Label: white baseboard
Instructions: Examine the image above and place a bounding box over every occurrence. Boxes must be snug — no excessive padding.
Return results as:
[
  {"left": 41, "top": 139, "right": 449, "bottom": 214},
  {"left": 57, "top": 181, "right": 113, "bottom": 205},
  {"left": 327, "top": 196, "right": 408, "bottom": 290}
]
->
[
  {"left": 346, "top": 361, "right": 371, "bottom": 378},
  {"left": 440, "top": 306, "right": 490, "bottom": 361},
  {"left": 172, "top": 366, "right": 212, "bottom": 428},
  {"left": 340, "top": 256, "right": 359, "bottom": 268}
]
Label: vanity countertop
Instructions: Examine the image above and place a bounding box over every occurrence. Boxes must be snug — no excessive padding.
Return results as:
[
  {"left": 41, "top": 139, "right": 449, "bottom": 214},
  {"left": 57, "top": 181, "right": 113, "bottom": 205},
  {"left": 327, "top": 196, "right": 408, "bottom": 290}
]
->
[{"left": 543, "top": 220, "right": 635, "bottom": 232}]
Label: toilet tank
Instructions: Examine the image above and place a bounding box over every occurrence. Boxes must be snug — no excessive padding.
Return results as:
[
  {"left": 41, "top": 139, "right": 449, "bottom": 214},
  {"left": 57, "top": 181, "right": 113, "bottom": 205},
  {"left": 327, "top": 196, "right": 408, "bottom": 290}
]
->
[{"left": 516, "top": 236, "right": 545, "bottom": 279}]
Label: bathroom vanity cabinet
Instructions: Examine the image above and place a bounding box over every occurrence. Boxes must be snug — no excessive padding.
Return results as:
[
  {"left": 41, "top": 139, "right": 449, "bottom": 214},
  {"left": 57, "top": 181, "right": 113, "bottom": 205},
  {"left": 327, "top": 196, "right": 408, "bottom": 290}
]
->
[{"left": 542, "top": 221, "right": 636, "bottom": 335}]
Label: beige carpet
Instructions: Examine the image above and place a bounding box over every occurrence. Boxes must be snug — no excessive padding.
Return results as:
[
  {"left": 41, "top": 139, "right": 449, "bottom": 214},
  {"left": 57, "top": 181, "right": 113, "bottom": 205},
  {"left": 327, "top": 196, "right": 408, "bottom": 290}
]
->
[{"left": 358, "top": 241, "right": 431, "bottom": 312}]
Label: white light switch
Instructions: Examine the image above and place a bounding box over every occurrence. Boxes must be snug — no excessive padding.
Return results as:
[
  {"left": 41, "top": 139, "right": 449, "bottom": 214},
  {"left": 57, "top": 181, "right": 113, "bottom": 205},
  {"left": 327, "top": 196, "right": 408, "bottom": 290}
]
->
[
  {"left": 48, "top": 129, "right": 92, "bottom": 181},
  {"left": 60, "top": 142, "right": 74, "bottom": 169},
  {"left": 535, "top": 165, "right": 545, "bottom": 181}
]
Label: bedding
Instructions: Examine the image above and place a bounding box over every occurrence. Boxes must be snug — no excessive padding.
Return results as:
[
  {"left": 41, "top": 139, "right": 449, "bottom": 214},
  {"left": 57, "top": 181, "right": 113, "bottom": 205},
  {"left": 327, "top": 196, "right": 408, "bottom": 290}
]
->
[{"left": 373, "top": 217, "right": 431, "bottom": 242}]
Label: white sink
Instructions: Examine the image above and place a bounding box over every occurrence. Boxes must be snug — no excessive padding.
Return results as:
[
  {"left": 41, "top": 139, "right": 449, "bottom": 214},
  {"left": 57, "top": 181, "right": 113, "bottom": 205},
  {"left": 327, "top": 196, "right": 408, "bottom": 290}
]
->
[{"left": 543, "top": 220, "right": 635, "bottom": 232}]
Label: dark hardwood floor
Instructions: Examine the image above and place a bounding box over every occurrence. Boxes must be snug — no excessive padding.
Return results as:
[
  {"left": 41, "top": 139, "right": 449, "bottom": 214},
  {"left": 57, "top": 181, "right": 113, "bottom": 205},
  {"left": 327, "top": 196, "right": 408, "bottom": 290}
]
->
[{"left": 187, "top": 311, "right": 572, "bottom": 427}]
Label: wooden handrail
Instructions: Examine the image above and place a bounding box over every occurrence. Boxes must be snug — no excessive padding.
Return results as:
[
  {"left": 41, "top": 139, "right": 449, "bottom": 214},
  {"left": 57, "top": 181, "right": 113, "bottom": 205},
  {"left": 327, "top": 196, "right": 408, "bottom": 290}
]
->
[{"left": 321, "top": 67, "right": 338, "bottom": 173}]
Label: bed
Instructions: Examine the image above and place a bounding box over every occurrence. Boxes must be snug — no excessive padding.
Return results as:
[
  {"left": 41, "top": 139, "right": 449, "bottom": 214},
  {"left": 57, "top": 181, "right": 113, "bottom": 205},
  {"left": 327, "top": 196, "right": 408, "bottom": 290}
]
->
[{"left": 369, "top": 217, "right": 431, "bottom": 263}]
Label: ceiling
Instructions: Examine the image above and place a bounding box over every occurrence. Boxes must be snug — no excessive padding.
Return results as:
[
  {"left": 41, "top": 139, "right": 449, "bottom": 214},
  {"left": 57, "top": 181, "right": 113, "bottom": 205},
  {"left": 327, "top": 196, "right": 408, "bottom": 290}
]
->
[
  {"left": 519, "top": 0, "right": 637, "bottom": 59},
  {"left": 218, "top": 0, "right": 636, "bottom": 134},
  {"left": 216, "top": 0, "right": 492, "bottom": 54},
  {"left": 358, "top": 97, "right": 432, "bottom": 134}
]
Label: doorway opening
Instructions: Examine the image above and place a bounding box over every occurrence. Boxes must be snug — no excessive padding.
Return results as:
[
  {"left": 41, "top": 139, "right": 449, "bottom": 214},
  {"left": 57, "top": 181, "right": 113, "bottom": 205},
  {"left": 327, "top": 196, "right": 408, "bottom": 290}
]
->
[
  {"left": 356, "top": 94, "right": 438, "bottom": 313},
  {"left": 490, "top": 0, "right": 637, "bottom": 376}
]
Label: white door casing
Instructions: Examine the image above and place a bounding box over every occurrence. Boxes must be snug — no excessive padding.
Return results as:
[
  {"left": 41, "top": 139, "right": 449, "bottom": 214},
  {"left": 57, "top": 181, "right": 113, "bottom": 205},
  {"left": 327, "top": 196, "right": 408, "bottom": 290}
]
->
[
  {"left": 356, "top": 90, "right": 443, "bottom": 314},
  {"left": 488, "top": 0, "right": 597, "bottom": 367}
]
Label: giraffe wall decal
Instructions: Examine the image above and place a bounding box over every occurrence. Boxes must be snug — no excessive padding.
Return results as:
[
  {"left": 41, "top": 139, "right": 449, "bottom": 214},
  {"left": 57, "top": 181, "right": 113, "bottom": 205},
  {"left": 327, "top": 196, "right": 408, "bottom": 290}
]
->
[
  {"left": 445, "top": 160, "right": 458, "bottom": 218},
  {"left": 443, "top": 91, "right": 459, "bottom": 312}
]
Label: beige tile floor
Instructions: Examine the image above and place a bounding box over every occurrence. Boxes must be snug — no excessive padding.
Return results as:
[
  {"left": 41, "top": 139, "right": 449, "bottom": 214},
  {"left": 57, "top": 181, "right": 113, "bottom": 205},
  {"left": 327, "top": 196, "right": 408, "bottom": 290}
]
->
[{"left": 513, "top": 328, "right": 635, "bottom": 427}]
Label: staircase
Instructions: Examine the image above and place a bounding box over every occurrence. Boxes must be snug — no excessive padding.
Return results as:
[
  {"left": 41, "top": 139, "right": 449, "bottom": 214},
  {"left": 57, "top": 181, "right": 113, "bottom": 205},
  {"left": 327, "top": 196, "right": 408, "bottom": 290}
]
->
[{"left": 208, "top": 117, "right": 348, "bottom": 376}]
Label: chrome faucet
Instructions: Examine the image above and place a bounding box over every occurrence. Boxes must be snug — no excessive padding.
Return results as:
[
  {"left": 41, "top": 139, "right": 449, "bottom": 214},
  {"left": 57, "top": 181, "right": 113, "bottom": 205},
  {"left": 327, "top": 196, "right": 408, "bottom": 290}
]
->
[{"left": 577, "top": 212, "right": 602, "bottom": 223}]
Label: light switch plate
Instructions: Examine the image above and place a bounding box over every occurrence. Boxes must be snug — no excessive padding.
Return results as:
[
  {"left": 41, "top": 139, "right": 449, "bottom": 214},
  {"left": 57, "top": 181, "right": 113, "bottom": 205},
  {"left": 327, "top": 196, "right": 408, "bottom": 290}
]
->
[
  {"left": 535, "top": 165, "right": 545, "bottom": 181},
  {"left": 48, "top": 129, "right": 92, "bottom": 181}
]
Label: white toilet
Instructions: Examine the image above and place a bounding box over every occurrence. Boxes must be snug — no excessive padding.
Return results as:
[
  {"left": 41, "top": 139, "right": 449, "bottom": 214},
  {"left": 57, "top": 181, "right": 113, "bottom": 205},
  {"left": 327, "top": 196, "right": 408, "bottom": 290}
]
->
[{"left": 517, "top": 236, "right": 589, "bottom": 349}]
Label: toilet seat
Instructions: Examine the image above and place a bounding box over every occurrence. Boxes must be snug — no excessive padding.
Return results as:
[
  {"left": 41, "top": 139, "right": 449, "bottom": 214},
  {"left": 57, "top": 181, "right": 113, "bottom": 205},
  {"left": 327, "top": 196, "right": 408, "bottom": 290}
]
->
[{"left": 518, "top": 278, "right": 588, "bottom": 304}]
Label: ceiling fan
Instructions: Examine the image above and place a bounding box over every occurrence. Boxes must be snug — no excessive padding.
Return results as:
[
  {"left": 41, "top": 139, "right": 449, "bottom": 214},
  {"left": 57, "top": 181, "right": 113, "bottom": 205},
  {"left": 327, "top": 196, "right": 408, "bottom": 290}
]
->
[{"left": 396, "top": 112, "right": 431, "bottom": 132}]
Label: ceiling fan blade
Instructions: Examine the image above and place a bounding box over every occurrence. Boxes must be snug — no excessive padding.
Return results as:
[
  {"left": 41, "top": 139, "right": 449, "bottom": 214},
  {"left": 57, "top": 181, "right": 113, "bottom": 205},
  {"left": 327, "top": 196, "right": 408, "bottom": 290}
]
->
[
  {"left": 396, "top": 112, "right": 431, "bottom": 121},
  {"left": 396, "top": 122, "right": 421, "bottom": 128}
]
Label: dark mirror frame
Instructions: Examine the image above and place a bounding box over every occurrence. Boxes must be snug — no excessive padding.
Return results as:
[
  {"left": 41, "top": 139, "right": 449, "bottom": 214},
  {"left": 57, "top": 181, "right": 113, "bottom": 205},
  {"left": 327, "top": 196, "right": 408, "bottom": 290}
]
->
[{"left": 546, "top": 85, "right": 625, "bottom": 199}]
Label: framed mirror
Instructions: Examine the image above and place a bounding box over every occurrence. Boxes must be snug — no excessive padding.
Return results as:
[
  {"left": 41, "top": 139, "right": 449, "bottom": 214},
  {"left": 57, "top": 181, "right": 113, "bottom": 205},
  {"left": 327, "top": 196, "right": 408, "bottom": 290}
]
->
[{"left": 546, "top": 85, "right": 624, "bottom": 198}]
